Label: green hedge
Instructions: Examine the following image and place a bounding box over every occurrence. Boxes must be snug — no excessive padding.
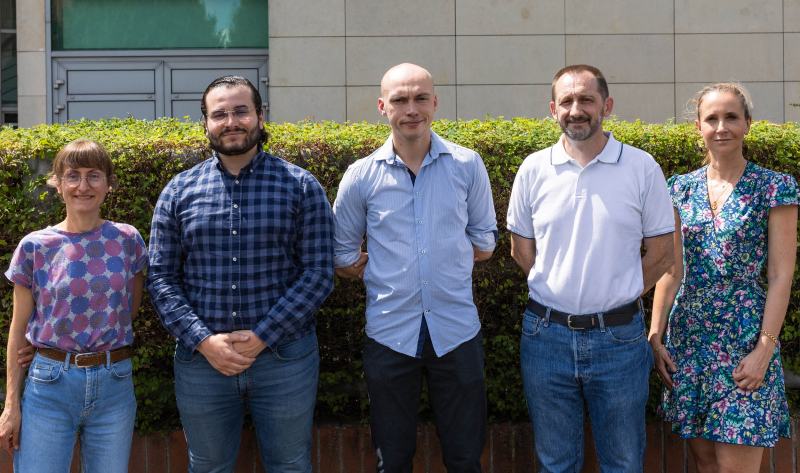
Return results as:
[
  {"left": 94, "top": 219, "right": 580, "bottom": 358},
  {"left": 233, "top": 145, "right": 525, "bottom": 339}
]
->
[{"left": 1, "top": 117, "right": 799, "bottom": 434}]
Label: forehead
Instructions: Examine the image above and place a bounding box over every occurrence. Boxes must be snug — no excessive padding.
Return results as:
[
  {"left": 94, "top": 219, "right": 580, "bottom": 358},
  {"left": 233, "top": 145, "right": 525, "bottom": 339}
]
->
[
  {"left": 554, "top": 72, "right": 602, "bottom": 99},
  {"left": 699, "top": 91, "right": 745, "bottom": 115},
  {"left": 206, "top": 85, "right": 255, "bottom": 109},
  {"left": 383, "top": 73, "right": 434, "bottom": 99}
]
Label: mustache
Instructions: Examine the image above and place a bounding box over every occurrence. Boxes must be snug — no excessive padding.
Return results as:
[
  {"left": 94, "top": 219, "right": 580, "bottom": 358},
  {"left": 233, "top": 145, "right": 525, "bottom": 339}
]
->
[
  {"left": 221, "top": 126, "right": 248, "bottom": 134},
  {"left": 565, "top": 115, "right": 590, "bottom": 124}
]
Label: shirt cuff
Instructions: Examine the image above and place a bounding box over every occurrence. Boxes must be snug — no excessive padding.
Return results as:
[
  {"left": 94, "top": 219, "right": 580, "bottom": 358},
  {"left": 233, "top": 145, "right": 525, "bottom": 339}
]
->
[
  {"left": 182, "top": 325, "right": 214, "bottom": 354},
  {"left": 334, "top": 249, "right": 362, "bottom": 268},
  {"left": 468, "top": 231, "right": 498, "bottom": 252}
]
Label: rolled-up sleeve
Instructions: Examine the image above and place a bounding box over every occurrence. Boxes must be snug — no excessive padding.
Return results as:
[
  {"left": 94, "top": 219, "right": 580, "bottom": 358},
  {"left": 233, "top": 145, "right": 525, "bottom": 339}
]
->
[
  {"left": 145, "top": 180, "right": 213, "bottom": 353},
  {"left": 332, "top": 164, "right": 367, "bottom": 268},
  {"left": 465, "top": 154, "right": 498, "bottom": 251}
]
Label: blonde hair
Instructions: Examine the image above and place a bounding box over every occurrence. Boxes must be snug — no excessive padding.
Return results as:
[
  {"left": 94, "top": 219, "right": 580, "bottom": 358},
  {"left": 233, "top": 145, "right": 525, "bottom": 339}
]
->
[
  {"left": 46, "top": 139, "right": 118, "bottom": 189},
  {"left": 688, "top": 83, "right": 754, "bottom": 165}
]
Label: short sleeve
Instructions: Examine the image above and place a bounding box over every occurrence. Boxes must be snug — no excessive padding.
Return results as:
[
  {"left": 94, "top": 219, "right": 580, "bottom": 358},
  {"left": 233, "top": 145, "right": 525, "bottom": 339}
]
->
[
  {"left": 133, "top": 230, "right": 149, "bottom": 273},
  {"left": 506, "top": 157, "right": 536, "bottom": 239},
  {"left": 767, "top": 173, "right": 800, "bottom": 209},
  {"left": 666, "top": 174, "right": 681, "bottom": 209},
  {"left": 4, "top": 236, "right": 36, "bottom": 288},
  {"left": 641, "top": 162, "right": 675, "bottom": 238}
]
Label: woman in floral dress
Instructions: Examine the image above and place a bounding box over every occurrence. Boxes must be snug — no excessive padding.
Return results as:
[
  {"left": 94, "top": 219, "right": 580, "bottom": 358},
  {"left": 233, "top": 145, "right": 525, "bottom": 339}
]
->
[{"left": 649, "top": 83, "right": 799, "bottom": 472}]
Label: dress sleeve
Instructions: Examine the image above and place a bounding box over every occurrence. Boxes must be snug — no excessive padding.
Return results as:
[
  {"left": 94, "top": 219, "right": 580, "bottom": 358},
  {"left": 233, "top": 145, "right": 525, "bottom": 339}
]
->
[
  {"left": 666, "top": 174, "right": 681, "bottom": 209},
  {"left": 767, "top": 173, "right": 800, "bottom": 208},
  {"left": 3, "top": 235, "right": 36, "bottom": 289}
]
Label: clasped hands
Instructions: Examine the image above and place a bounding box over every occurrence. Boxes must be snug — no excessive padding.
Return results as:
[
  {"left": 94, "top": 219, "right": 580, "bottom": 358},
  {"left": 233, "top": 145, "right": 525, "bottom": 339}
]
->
[
  {"left": 197, "top": 330, "right": 267, "bottom": 376},
  {"left": 650, "top": 336, "right": 771, "bottom": 392}
]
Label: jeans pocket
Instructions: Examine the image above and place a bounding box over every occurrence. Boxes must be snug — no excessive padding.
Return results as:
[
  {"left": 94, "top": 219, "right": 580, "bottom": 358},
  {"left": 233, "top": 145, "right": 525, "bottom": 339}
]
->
[
  {"left": 274, "top": 333, "right": 318, "bottom": 361},
  {"left": 521, "top": 311, "right": 543, "bottom": 338},
  {"left": 174, "top": 344, "right": 200, "bottom": 365},
  {"left": 606, "top": 313, "right": 646, "bottom": 344},
  {"left": 111, "top": 359, "right": 133, "bottom": 380},
  {"left": 28, "top": 361, "right": 63, "bottom": 384}
]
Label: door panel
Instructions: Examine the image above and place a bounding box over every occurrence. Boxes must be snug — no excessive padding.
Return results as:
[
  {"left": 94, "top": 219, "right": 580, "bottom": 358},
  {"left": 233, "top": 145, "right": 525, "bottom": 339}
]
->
[
  {"left": 68, "top": 101, "right": 156, "bottom": 121},
  {"left": 67, "top": 70, "right": 155, "bottom": 95}
]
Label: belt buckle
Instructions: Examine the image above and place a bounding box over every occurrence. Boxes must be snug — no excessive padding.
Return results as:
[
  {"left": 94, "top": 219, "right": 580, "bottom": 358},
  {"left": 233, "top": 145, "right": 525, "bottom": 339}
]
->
[
  {"left": 73, "top": 353, "right": 94, "bottom": 367},
  {"left": 567, "top": 315, "right": 585, "bottom": 330}
]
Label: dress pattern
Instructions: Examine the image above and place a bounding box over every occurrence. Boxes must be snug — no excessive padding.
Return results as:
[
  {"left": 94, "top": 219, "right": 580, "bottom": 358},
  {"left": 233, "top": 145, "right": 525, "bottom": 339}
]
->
[
  {"left": 4, "top": 221, "right": 148, "bottom": 353},
  {"left": 660, "top": 162, "right": 799, "bottom": 447}
]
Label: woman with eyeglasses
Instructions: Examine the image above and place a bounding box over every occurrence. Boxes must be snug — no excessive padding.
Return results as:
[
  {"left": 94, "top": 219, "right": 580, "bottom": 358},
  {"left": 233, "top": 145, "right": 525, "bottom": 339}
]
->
[{"left": 0, "top": 139, "right": 147, "bottom": 472}]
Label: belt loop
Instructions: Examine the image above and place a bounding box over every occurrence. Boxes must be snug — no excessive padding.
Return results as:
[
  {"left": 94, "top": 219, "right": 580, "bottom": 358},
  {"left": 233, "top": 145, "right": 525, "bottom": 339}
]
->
[
  {"left": 544, "top": 307, "right": 551, "bottom": 327},
  {"left": 64, "top": 352, "right": 70, "bottom": 371},
  {"left": 597, "top": 312, "right": 606, "bottom": 332},
  {"left": 106, "top": 351, "right": 111, "bottom": 369}
]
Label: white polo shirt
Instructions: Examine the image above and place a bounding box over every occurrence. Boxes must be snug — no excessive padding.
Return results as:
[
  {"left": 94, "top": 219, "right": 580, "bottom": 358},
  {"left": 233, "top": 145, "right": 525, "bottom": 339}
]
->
[{"left": 506, "top": 132, "right": 674, "bottom": 314}]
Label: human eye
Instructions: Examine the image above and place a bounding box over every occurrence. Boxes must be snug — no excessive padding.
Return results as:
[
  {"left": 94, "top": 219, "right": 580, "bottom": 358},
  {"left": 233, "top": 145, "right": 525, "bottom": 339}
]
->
[
  {"left": 209, "top": 110, "right": 228, "bottom": 121},
  {"left": 233, "top": 107, "right": 252, "bottom": 118},
  {"left": 89, "top": 172, "right": 104, "bottom": 181},
  {"left": 64, "top": 171, "right": 80, "bottom": 180}
]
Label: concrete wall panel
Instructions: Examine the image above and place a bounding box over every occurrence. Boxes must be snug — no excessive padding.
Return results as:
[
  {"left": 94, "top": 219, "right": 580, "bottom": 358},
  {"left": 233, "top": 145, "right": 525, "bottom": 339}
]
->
[
  {"left": 17, "top": 95, "right": 46, "bottom": 129},
  {"left": 787, "top": 0, "right": 800, "bottom": 32},
  {"left": 565, "top": 0, "right": 673, "bottom": 34},
  {"left": 270, "top": 38, "right": 346, "bottom": 87},
  {"left": 675, "top": 34, "right": 783, "bottom": 83},
  {"left": 269, "top": 86, "right": 346, "bottom": 124},
  {"left": 566, "top": 35, "right": 674, "bottom": 83},
  {"left": 785, "top": 34, "right": 800, "bottom": 81},
  {"left": 269, "top": 0, "right": 345, "bottom": 37},
  {"left": 346, "top": 36, "right": 456, "bottom": 86},
  {"left": 786, "top": 83, "right": 800, "bottom": 123},
  {"left": 17, "top": 52, "right": 46, "bottom": 97},
  {"left": 456, "top": 85, "right": 551, "bottom": 120},
  {"left": 456, "top": 36, "right": 564, "bottom": 85},
  {"left": 675, "top": 82, "right": 784, "bottom": 124},
  {"left": 675, "top": 0, "right": 783, "bottom": 33},
  {"left": 346, "top": 0, "right": 454, "bottom": 36},
  {"left": 456, "top": 0, "right": 564, "bottom": 35},
  {"left": 17, "top": 0, "right": 45, "bottom": 51},
  {"left": 607, "top": 83, "right": 675, "bottom": 124}
]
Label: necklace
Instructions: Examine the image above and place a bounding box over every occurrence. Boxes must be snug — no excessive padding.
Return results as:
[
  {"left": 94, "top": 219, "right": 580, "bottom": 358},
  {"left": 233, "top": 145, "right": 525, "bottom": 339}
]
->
[{"left": 708, "top": 161, "right": 747, "bottom": 211}]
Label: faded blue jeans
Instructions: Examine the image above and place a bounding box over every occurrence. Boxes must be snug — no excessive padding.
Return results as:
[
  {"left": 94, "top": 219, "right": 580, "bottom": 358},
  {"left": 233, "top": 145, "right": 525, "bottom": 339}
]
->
[
  {"left": 174, "top": 331, "right": 319, "bottom": 473},
  {"left": 14, "top": 351, "right": 136, "bottom": 473},
  {"left": 520, "top": 305, "right": 654, "bottom": 473}
]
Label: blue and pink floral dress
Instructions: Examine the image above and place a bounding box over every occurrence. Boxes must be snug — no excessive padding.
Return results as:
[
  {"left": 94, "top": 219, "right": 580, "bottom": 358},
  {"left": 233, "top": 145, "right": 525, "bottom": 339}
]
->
[{"left": 660, "top": 162, "right": 799, "bottom": 447}]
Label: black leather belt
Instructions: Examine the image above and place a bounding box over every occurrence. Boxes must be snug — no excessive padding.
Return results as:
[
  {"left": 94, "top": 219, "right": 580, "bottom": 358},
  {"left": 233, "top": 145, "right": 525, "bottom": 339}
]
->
[{"left": 526, "top": 299, "right": 640, "bottom": 329}]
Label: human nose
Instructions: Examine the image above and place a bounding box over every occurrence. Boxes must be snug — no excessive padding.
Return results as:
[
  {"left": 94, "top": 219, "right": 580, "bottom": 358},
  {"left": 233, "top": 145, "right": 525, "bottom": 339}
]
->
[{"left": 77, "top": 176, "right": 91, "bottom": 190}]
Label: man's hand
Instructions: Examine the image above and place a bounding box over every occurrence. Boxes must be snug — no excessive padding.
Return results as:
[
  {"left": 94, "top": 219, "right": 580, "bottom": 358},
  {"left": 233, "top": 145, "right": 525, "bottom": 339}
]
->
[
  {"left": 197, "top": 333, "right": 255, "bottom": 376},
  {"left": 17, "top": 345, "right": 35, "bottom": 370},
  {"left": 472, "top": 245, "right": 493, "bottom": 262},
  {"left": 0, "top": 406, "right": 21, "bottom": 457},
  {"left": 231, "top": 330, "right": 268, "bottom": 358},
  {"left": 335, "top": 252, "right": 368, "bottom": 279}
]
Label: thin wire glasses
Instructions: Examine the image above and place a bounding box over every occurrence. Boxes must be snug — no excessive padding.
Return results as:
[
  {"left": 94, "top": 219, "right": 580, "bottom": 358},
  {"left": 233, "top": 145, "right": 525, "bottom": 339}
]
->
[
  {"left": 61, "top": 171, "right": 107, "bottom": 188},
  {"left": 207, "top": 107, "right": 257, "bottom": 122}
]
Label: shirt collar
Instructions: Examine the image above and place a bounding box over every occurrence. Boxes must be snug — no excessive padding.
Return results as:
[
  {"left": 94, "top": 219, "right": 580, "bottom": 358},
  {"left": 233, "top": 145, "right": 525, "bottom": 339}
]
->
[
  {"left": 212, "top": 145, "right": 266, "bottom": 176},
  {"left": 375, "top": 130, "right": 450, "bottom": 165},
  {"left": 550, "top": 131, "right": 623, "bottom": 166}
]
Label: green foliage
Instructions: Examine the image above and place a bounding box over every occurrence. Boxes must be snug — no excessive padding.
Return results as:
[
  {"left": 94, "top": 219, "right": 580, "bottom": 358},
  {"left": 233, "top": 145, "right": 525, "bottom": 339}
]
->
[{"left": 1, "top": 117, "right": 799, "bottom": 433}]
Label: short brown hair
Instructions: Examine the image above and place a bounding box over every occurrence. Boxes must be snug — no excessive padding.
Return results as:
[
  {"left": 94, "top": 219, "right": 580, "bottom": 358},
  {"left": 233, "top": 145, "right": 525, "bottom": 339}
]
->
[
  {"left": 551, "top": 65, "right": 609, "bottom": 102},
  {"left": 46, "top": 139, "right": 118, "bottom": 189}
]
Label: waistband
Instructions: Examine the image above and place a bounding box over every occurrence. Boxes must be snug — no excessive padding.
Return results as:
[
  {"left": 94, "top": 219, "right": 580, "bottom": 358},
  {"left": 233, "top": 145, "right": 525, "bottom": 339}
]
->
[
  {"left": 37, "top": 346, "right": 134, "bottom": 368},
  {"left": 526, "top": 299, "right": 640, "bottom": 330}
]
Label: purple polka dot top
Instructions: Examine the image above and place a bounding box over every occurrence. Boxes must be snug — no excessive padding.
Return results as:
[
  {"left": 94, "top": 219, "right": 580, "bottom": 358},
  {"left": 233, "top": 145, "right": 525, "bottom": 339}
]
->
[{"left": 4, "top": 221, "right": 148, "bottom": 353}]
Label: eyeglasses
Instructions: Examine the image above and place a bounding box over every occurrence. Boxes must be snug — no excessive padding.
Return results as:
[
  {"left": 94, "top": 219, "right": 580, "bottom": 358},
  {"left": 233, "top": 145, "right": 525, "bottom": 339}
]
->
[
  {"left": 207, "top": 107, "right": 257, "bottom": 123},
  {"left": 61, "top": 171, "right": 107, "bottom": 188}
]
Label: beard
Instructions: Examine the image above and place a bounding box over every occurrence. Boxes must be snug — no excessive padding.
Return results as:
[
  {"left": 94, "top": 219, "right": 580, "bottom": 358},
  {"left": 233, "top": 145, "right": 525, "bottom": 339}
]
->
[
  {"left": 207, "top": 125, "right": 262, "bottom": 156},
  {"left": 559, "top": 109, "right": 604, "bottom": 141}
]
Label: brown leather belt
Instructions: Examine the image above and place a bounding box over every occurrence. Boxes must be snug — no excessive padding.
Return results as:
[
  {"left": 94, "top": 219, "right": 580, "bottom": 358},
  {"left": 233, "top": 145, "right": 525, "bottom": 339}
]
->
[{"left": 37, "top": 346, "right": 134, "bottom": 368}]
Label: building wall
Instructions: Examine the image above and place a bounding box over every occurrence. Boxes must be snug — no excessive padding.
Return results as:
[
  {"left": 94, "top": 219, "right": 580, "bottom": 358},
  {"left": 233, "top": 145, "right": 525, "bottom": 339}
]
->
[
  {"left": 268, "top": 0, "right": 800, "bottom": 124},
  {"left": 16, "top": 0, "right": 46, "bottom": 128}
]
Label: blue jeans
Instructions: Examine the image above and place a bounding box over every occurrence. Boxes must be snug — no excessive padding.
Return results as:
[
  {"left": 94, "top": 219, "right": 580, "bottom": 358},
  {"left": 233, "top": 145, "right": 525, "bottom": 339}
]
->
[
  {"left": 520, "top": 306, "right": 654, "bottom": 473},
  {"left": 14, "top": 352, "right": 136, "bottom": 473},
  {"left": 174, "top": 331, "right": 319, "bottom": 473}
]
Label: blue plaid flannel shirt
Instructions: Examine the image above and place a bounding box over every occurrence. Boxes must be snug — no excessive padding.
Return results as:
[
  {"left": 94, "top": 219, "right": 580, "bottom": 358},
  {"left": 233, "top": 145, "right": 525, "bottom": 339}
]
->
[{"left": 146, "top": 147, "right": 334, "bottom": 353}]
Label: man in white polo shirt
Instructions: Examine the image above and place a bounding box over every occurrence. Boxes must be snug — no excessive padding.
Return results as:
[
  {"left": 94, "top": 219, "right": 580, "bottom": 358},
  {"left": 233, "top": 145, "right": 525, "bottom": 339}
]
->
[{"left": 506, "top": 64, "right": 675, "bottom": 472}]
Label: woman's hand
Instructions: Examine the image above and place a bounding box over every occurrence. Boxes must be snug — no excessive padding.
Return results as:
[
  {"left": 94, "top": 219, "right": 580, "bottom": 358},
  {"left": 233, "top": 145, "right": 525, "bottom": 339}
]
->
[
  {"left": 17, "top": 344, "right": 35, "bottom": 369},
  {"left": 733, "top": 344, "right": 772, "bottom": 391},
  {"left": 0, "top": 406, "right": 22, "bottom": 457},
  {"left": 650, "top": 336, "right": 677, "bottom": 389}
]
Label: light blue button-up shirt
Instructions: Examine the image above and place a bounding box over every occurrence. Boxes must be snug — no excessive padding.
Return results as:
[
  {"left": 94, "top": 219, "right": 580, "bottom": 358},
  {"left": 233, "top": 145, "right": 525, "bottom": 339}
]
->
[{"left": 332, "top": 131, "right": 498, "bottom": 357}]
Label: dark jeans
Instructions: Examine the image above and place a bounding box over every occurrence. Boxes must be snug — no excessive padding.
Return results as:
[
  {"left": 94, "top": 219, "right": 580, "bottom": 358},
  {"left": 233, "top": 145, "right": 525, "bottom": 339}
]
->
[{"left": 363, "top": 332, "right": 487, "bottom": 473}]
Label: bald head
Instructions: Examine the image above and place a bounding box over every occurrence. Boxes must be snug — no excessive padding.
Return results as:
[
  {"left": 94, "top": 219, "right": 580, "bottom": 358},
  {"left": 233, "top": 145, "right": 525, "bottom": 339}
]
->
[{"left": 380, "top": 63, "right": 434, "bottom": 98}]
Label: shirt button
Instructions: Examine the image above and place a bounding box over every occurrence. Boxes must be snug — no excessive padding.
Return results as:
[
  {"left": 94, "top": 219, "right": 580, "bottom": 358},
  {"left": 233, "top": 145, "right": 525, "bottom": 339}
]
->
[
  {"left": 232, "top": 312, "right": 237, "bottom": 316},
  {"left": 232, "top": 230, "right": 237, "bottom": 235},
  {"left": 232, "top": 285, "right": 237, "bottom": 289},
  {"left": 423, "top": 281, "right": 427, "bottom": 285},
  {"left": 417, "top": 192, "right": 420, "bottom": 195},
  {"left": 425, "top": 310, "right": 430, "bottom": 313},
  {"left": 235, "top": 180, "right": 239, "bottom": 184},
  {"left": 233, "top": 257, "right": 237, "bottom": 262},
  {"left": 250, "top": 170, "right": 253, "bottom": 173},
  {"left": 421, "top": 250, "right": 425, "bottom": 254},
  {"left": 233, "top": 204, "right": 238, "bottom": 209},
  {"left": 418, "top": 221, "right": 422, "bottom": 224}
]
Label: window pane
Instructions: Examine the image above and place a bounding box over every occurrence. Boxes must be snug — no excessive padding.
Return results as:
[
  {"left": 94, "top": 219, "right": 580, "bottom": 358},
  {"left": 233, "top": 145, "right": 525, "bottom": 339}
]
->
[
  {"left": 1, "top": 33, "right": 16, "bottom": 107},
  {"left": 52, "top": 0, "right": 268, "bottom": 51},
  {"left": 1, "top": 0, "right": 15, "bottom": 29}
]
